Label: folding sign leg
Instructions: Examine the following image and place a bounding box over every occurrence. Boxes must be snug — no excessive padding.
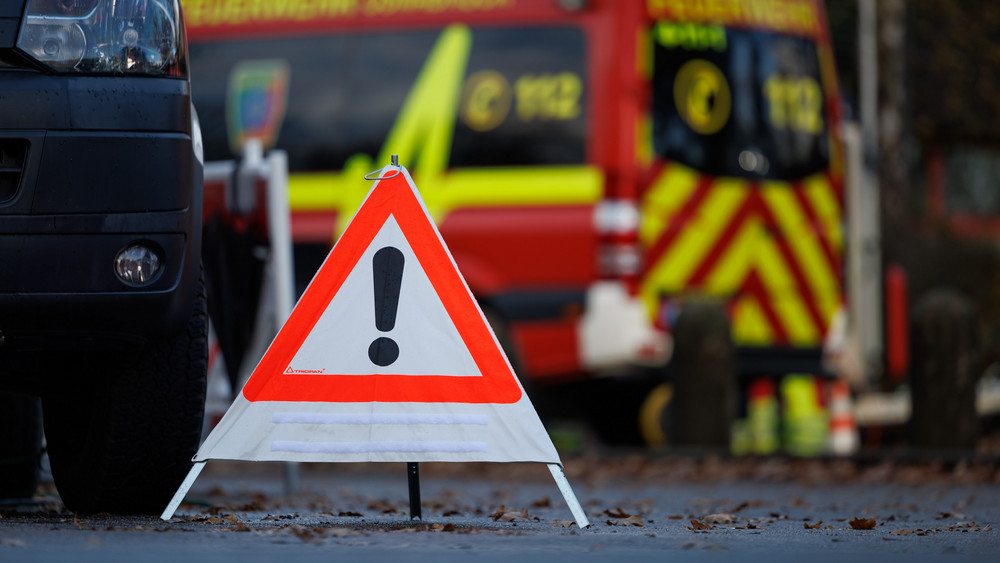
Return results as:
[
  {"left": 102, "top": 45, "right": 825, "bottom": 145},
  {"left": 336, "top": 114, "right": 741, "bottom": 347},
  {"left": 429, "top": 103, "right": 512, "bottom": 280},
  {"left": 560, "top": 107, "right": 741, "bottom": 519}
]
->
[
  {"left": 547, "top": 463, "right": 590, "bottom": 528},
  {"left": 160, "top": 461, "right": 207, "bottom": 521}
]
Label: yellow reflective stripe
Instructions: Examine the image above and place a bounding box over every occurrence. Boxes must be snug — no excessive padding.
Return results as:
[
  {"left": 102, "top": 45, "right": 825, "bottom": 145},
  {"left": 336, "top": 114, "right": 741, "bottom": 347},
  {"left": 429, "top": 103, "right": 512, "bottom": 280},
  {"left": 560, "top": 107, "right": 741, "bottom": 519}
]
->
[
  {"left": 762, "top": 181, "right": 836, "bottom": 294},
  {"left": 288, "top": 156, "right": 372, "bottom": 210},
  {"left": 289, "top": 165, "right": 602, "bottom": 234},
  {"left": 803, "top": 174, "right": 843, "bottom": 253},
  {"left": 423, "top": 166, "right": 603, "bottom": 219},
  {"left": 289, "top": 173, "right": 343, "bottom": 210},
  {"left": 732, "top": 295, "right": 774, "bottom": 345},
  {"left": 756, "top": 237, "right": 818, "bottom": 344}
]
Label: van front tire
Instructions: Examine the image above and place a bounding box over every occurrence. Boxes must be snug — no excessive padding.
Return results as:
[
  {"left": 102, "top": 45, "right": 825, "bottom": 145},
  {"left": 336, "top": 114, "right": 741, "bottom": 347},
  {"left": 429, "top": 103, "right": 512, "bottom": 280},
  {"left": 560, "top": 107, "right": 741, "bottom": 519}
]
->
[{"left": 42, "top": 276, "right": 208, "bottom": 514}]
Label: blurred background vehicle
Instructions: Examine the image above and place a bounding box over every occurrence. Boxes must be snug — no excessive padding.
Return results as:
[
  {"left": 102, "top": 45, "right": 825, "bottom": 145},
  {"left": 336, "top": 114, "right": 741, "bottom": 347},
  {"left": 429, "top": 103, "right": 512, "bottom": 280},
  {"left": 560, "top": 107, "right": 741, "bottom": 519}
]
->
[
  {"left": 185, "top": 0, "right": 868, "bottom": 453},
  {"left": 183, "top": 0, "right": 1000, "bottom": 456}
]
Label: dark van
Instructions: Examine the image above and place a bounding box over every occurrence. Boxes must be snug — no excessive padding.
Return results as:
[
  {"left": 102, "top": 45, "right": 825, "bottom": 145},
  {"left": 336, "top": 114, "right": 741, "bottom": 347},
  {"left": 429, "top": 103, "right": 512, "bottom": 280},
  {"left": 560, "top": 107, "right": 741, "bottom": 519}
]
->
[{"left": 0, "top": 0, "right": 205, "bottom": 513}]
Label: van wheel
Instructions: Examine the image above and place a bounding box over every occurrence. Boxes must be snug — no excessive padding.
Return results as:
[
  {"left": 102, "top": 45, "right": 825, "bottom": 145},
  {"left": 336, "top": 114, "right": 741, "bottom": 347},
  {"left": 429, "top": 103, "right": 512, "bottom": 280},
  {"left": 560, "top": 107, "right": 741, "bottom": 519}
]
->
[{"left": 42, "top": 276, "right": 208, "bottom": 514}]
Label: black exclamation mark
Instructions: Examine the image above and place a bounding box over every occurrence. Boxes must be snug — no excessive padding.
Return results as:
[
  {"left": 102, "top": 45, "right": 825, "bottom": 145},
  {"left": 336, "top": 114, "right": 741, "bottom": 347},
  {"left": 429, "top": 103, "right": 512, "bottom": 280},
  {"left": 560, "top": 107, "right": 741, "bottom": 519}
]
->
[{"left": 369, "top": 246, "right": 404, "bottom": 367}]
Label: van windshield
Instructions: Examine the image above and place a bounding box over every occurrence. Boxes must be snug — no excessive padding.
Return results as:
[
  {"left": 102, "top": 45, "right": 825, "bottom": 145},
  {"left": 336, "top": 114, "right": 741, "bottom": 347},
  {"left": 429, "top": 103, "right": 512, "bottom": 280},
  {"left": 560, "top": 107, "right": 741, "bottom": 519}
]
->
[{"left": 651, "top": 22, "right": 829, "bottom": 180}]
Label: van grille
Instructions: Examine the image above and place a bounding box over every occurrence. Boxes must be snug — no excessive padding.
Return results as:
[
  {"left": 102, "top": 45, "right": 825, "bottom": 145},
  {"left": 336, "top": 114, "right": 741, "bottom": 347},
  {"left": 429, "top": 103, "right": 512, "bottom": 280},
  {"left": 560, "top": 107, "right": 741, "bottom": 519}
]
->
[{"left": 0, "top": 139, "right": 28, "bottom": 203}]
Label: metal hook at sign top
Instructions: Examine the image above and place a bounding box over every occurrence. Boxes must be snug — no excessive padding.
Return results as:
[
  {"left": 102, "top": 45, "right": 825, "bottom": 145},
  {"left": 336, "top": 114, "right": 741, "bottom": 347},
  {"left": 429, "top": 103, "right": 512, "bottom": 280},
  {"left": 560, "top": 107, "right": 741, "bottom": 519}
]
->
[{"left": 364, "top": 154, "right": 402, "bottom": 180}]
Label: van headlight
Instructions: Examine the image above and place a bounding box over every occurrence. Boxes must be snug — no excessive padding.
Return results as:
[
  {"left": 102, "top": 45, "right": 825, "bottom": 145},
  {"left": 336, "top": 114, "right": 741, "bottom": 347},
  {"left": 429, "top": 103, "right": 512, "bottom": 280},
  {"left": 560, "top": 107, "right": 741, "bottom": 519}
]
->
[{"left": 17, "top": 0, "right": 185, "bottom": 76}]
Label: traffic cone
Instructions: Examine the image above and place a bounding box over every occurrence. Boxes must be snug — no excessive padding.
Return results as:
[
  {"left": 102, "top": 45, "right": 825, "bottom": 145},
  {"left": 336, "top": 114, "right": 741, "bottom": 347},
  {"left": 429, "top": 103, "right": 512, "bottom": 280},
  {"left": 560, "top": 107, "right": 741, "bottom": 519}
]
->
[{"left": 828, "top": 378, "right": 859, "bottom": 455}]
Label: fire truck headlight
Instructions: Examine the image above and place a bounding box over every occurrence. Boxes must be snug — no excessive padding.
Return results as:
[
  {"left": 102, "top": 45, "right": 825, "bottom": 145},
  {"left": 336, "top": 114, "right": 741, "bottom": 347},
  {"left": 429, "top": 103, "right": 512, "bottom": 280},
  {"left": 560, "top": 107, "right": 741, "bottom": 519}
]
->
[{"left": 17, "top": 0, "right": 185, "bottom": 76}]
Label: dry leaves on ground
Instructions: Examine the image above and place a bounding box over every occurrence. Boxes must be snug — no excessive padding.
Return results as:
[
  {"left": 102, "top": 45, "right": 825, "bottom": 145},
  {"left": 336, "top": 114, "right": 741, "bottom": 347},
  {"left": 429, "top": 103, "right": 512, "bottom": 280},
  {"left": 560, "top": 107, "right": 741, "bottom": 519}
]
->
[
  {"left": 849, "top": 517, "right": 877, "bottom": 530},
  {"left": 188, "top": 513, "right": 243, "bottom": 526},
  {"left": 687, "top": 519, "right": 714, "bottom": 531},
  {"left": 489, "top": 505, "right": 539, "bottom": 522},
  {"left": 804, "top": 520, "right": 823, "bottom": 529},
  {"left": 601, "top": 508, "right": 645, "bottom": 527},
  {"left": 606, "top": 515, "right": 645, "bottom": 527},
  {"left": 702, "top": 513, "right": 736, "bottom": 524}
]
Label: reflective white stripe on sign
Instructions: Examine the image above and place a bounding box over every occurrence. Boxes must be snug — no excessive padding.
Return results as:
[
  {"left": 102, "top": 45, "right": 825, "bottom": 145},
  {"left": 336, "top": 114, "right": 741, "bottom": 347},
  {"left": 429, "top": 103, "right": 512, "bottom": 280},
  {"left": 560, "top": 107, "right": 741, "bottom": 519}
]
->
[
  {"left": 271, "top": 412, "right": 490, "bottom": 425},
  {"left": 271, "top": 441, "right": 489, "bottom": 454}
]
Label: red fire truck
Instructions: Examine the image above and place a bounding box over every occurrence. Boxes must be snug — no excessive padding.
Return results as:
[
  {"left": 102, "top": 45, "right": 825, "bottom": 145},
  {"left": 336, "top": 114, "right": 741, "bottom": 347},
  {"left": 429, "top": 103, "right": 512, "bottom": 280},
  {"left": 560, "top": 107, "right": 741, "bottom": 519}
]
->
[{"left": 184, "top": 0, "right": 845, "bottom": 447}]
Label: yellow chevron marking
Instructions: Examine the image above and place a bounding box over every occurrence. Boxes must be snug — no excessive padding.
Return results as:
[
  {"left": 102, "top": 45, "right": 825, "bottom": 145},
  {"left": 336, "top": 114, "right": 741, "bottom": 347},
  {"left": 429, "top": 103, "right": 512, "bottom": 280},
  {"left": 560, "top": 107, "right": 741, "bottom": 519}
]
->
[
  {"left": 703, "top": 212, "right": 761, "bottom": 294},
  {"left": 641, "top": 161, "right": 843, "bottom": 346},
  {"left": 639, "top": 164, "right": 698, "bottom": 244},
  {"left": 732, "top": 295, "right": 774, "bottom": 345},
  {"left": 762, "top": 181, "right": 836, "bottom": 293},
  {"left": 803, "top": 174, "right": 843, "bottom": 252},
  {"left": 756, "top": 235, "right": 818, "bottom": 344}
]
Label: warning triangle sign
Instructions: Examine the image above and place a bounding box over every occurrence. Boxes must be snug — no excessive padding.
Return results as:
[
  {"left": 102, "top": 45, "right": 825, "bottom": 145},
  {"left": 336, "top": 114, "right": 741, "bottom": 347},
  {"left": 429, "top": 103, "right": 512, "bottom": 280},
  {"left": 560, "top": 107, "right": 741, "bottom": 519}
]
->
[{"left": 193, "top": 165, "right": 559, "bottom": 465}]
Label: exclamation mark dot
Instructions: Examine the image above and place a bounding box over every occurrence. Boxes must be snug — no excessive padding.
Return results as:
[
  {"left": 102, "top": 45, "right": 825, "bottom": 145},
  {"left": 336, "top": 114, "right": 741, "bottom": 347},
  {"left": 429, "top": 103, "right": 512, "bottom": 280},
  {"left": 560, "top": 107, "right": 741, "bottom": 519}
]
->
[{"left": 369, "top": 246, "right": 404, "bottom": 367}]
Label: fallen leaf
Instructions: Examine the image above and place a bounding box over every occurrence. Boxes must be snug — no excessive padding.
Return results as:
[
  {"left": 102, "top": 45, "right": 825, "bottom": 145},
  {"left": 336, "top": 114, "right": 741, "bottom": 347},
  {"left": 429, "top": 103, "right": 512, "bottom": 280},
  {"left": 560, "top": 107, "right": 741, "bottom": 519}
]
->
[
  {"left": 689, "top": 519, "right": 713, "bottom": 531},
  {"left": 849, "top": 517, "right": 877, "bottom": 530},
  {"left": 603, "top": 508, "right": 631, "bottom": 518},
  {"left": 489, "top": 505, "right": 507, "bottom": 521},
  {"left": 668, "top": 514, "right": 685, "bottom": 520},
  {"left": 549, "top": 520, "right": 576, "bottom": 528},
  {"left": 890, "top": 529, "right": 913, "bottom": 536},
  {"left": 804, "top": 521, "right": 823, "bottom": 530},
  {"left": 489, "top": 505, "right": 538, "bottom": 522},
  {"left": 338, "top": 511, "right": 363, "bottom": 517},
  {"left": 606, "top": 515, "right": 645, "bottom": 527},
  {"left": 531, "top": 497, "right": 552, "bottom": 508},
  {"left": 621, "top": 515, "right": 645, "bottom": 527},
  {"left": 703, "top": 513, "right": 736, "bottom": 524}
]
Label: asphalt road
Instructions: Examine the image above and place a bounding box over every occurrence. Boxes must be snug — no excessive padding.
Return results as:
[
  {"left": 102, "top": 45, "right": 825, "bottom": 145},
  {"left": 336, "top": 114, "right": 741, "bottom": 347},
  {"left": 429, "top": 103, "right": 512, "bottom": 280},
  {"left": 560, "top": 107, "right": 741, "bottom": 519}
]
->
[{"left": 2, "top": 456, "right": 998, "bottom": 562}]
